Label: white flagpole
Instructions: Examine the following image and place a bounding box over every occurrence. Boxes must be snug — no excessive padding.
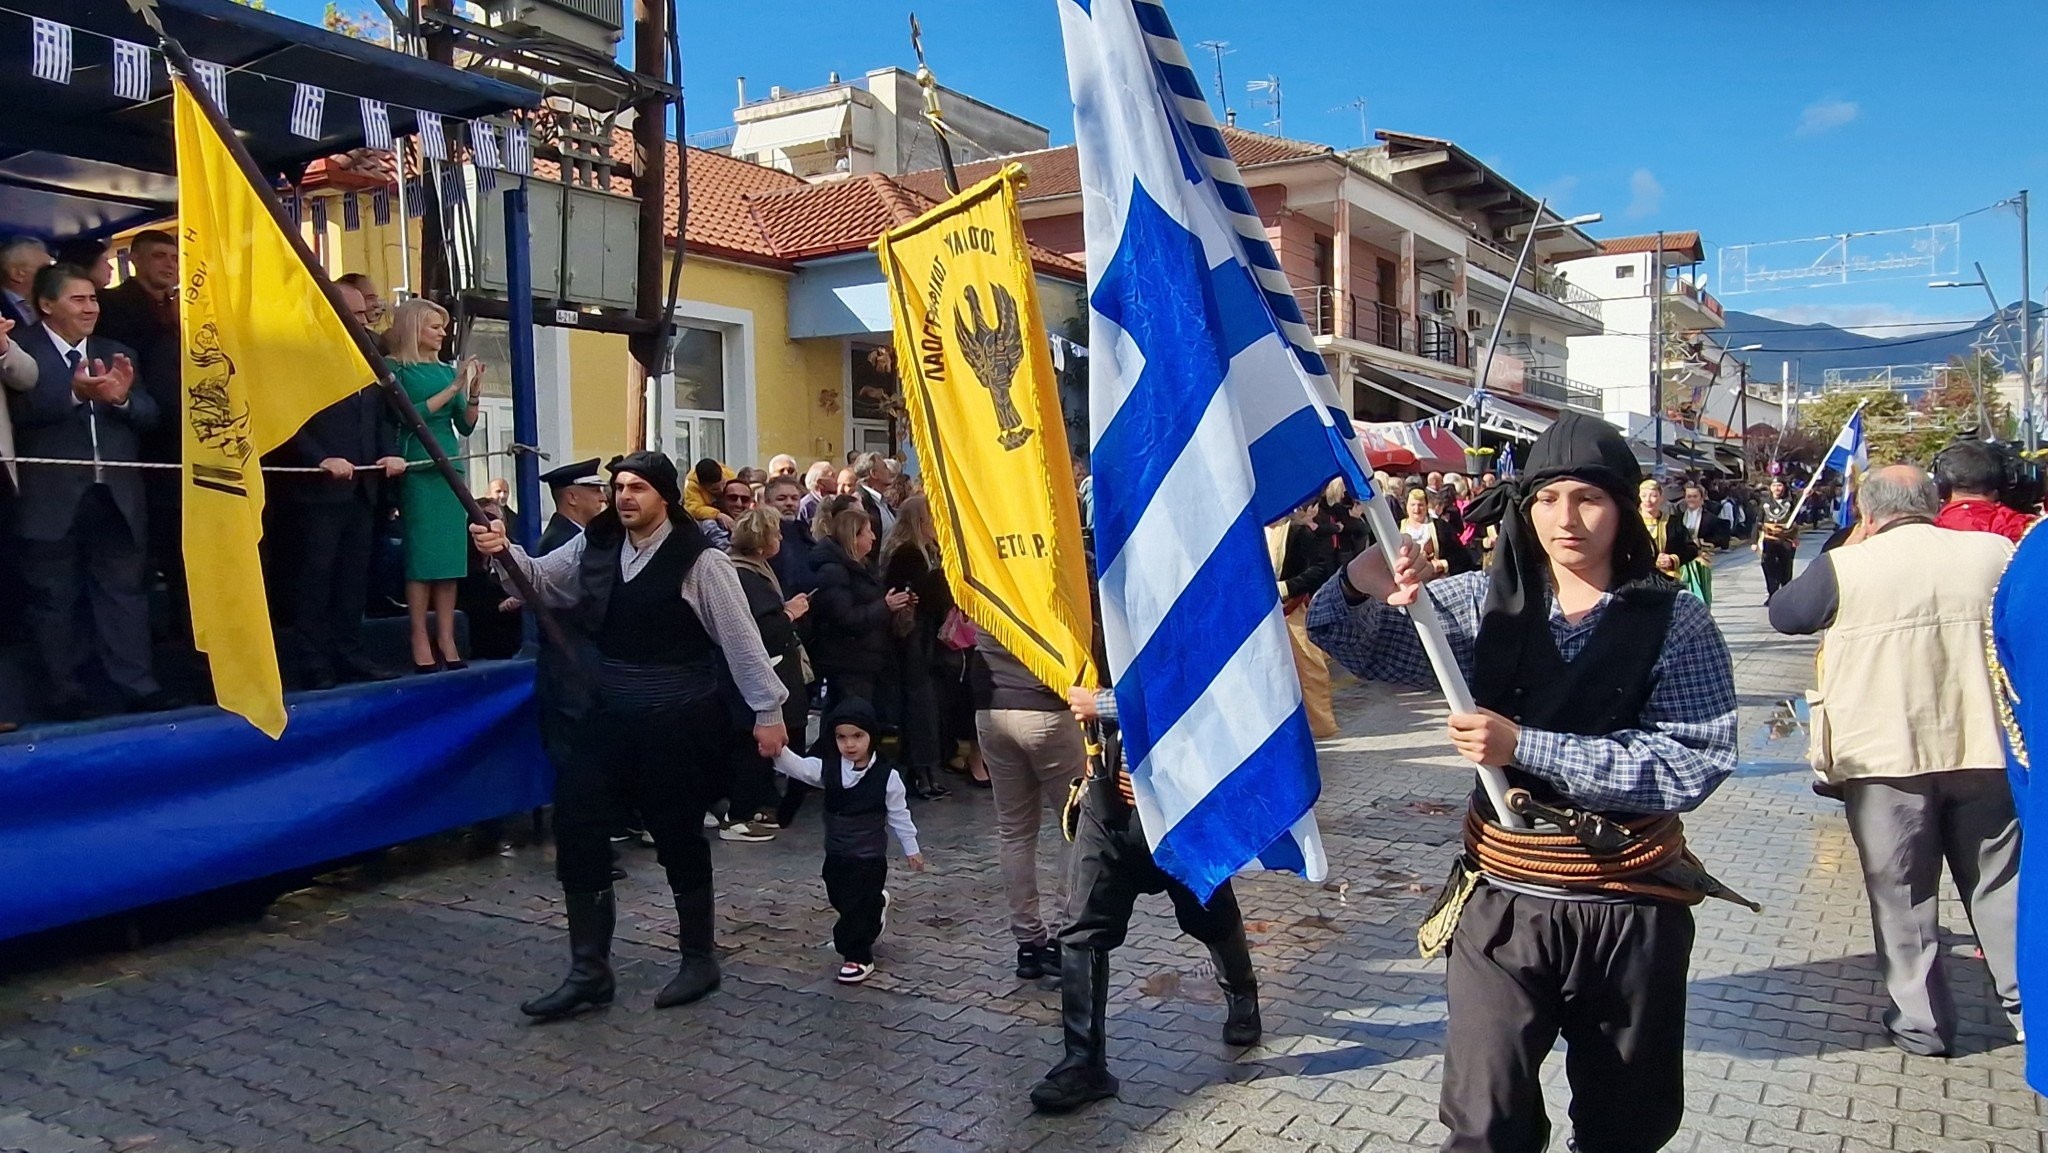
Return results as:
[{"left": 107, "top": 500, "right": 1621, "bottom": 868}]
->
[{"left": 1780, "top": 396, "right": 1869, "bottom": 527}]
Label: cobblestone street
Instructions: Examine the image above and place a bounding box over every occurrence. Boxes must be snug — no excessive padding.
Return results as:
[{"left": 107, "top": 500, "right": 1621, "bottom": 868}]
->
[{"left": 1, "top": 546, "right": 2039, "bottom": 1152}]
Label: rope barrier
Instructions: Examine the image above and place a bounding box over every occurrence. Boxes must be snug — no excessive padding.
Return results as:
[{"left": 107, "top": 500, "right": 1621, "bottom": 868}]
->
[{"left": 0, "top": 444, "right": 548, "bottom": 474}]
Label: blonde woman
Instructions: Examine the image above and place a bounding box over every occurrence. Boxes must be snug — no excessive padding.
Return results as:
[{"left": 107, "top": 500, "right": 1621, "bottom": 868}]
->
[{"left": 387, "top": 297, "right": 482, "bottom": 671}]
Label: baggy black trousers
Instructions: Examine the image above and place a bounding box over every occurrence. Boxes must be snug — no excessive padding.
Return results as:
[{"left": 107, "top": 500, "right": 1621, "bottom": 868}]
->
[
  {"left": 1057, "top": 777, "right": 1244, "bottom": 953},
  {"left": 1439, "top": 882, "right": 1695, "bottom": 1153},
  {"left": 552, "top": 694, "right": 730, "bottom": 896},
  {"left": 823, "top": 854, "right": 889, "bottom": 963}
]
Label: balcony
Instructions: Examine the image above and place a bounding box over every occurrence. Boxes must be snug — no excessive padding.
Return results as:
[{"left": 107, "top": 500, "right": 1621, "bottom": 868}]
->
[
  {"left": 1294, "top": 286, "right": 1470, "bottom": 369},
  {"left": 1521, "top": 367, "right": 1603, "bottom": 409},
  {"left": 1466, "top": 247, "right": 1603, "bottom": 329},
  {"left": 1650, "top": 276, "right": 1725, "bottom": 328}
]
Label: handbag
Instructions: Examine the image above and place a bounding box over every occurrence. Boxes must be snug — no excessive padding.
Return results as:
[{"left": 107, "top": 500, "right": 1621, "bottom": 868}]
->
[{"left": 938, "top": 606, "right": 976, "bottom": 651}]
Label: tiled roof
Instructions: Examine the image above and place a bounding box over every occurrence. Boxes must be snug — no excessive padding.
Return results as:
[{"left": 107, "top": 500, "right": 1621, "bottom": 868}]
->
[
  {"left": 895, "top": 126, "right": 1332, "bottom": 203},
  {"left": 745, "top": 172, "right": 1084, "bottom": 277},
  {"left": 1598, "top": 231, "right": 1704, "bottom": 261}
]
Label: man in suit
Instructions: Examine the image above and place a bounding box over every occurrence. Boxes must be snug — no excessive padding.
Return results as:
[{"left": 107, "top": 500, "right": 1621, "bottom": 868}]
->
[
  {"left": 538, "top": 457, "right": 606, "bottom": 556},
  {"left": 9, "top": 263, "right": 169, "bottom": 718},
  {"left": 0, "top": 237, "right": 48, "bottom": 330},
  {"left": 96, "top": 229, "right": 189, "bottom": 642},
  {"left": 264, "top": 279, "right": 406, "bottom": 689},
  {"left": 853, "top": 451, "right": 897, "bottom": 544}
]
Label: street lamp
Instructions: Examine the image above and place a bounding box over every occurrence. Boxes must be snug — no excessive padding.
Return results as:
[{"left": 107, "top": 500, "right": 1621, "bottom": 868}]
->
[
  {"left": 1930, "top": 260, "right": 2003, "bottom": 434},
  {"left": 1472, "top": 208, "right": 1604, "bottom": 459},
  {"left": 1718, "top": 343, "right": 1762, "bottom": 477}
]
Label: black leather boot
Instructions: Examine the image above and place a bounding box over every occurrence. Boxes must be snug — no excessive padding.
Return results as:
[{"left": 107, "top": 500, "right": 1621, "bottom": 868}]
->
[
  {"left": 1209, "top": 922, "right": 1262, "bottom": 1047},
  {"left": 1029, "top": 946, "right": 1118, "bottom": 1113},
  {"left": 654, "top": 887, "right": 722, "bottom": 1008},
  {"left": 519, "top": 889, "right": 616, "bottom": 1020}
]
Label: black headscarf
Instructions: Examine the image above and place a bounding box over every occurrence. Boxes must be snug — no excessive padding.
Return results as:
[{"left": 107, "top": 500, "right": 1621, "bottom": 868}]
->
[
  {"left": 581, "top": 450, "right": 710, "bottom": 564},
  {"left": 1463, "top": 412, "right": 1661, "bottom": 710},
  {"left": 608, "top": 450, "right": 684, "bottom": 507},
  {"left": 814, "top": 697, "right": 882, "bottom": 762}
]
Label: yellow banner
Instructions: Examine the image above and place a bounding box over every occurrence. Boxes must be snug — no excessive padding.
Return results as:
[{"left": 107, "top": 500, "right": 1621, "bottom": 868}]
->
[
  {"left": 174, "top": 78, "right": 378, "bottom": 736},
  {"left": 875, "top": 166, "right": 1096, "bottom": 692}
]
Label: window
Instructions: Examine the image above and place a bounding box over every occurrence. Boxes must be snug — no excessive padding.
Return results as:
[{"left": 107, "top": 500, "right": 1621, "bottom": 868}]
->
[
  {"left": 1615, "top": 264, "right": 1635, "bottom": 279},
  {"left": 669, "top": 326, "right": 727, "bottom": 467},
  {"left": 459, "top": 317, "right": 518, "bottom": 497},
  {"left": 848, "top": 341, "right": 901, "bottom": 456}
]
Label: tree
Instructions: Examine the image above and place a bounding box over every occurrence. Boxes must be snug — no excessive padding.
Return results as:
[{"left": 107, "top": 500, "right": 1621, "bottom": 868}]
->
[
  {"left": 323, "top": 4, "right": 389, "bottom": 41},
  {"left": 1918, "top": 351, "right": 2015, "bottom": 440}
]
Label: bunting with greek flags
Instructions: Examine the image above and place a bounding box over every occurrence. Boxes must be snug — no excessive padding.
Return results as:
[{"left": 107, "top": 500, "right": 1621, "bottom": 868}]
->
[
  {"left": 360, "top": 98, "right": 393, "bottom": 153},
  {"left": 1058, "top": 0, "right": 1373, "bottom": 900},
  {"left": 289, "top": 82, "right": 325, "bottom": 140},
  {"left": 30, "top": 17, "right": 70, "bottom": 85}
]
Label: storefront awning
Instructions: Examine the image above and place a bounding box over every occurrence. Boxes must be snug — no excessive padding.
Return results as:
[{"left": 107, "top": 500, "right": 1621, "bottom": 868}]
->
[
  {"left": 733, "top": 105, "right": 852, "bottom": 156},
  {"left": 1353, "top": 363, "right": 1554, "bottom": 442}
]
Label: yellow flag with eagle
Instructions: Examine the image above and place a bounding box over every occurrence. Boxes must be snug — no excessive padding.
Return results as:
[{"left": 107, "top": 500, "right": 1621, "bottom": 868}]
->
[
  {"left": 175, "top": 75, "right": 380, "bottom": 736},
  {"left": 874, "top": 165, "right": 1096, "bottom": 693}
]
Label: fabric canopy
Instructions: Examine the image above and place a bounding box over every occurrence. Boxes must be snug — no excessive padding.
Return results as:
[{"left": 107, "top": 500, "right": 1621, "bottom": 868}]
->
[
  {"left": 1352, "top": 363, "right": 1554, "bottom": 443},
  {"left": 0, "top": 0, "right": 538, "bottom": 239},
  {"left": 1356, "top": 420, "right": 1469, "bottom": 475}
]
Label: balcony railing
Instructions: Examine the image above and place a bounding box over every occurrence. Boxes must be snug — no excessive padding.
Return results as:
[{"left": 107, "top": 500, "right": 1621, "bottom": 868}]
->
[
  {"left": 1293, "top": 286, "right": 1469, "bottom": 368},
  {"left": 1537, "top": 271, "right": 1603, "bottom": 324},
  {"left": 1521, "top": 367, "right": 1602, "bottom": 408},
  {"left": 1649, "top": 276, "right": 1724, "bottom": 325}
]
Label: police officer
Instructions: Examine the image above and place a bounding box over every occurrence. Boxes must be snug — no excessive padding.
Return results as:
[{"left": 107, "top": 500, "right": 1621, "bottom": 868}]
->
[
  {"left": 471, "top": 452, "right": 788, "bottom": 1018},
  {"left": 537, "top": 457, "right": 607, "bottom": 556}
]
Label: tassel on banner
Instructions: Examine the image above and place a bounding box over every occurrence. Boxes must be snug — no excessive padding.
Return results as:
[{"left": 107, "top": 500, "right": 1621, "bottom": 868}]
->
[
  {"left": 112, "top": 39, "right": 151, "bottom": 101},
  {"left": 31, "top": 17, "right": 71, "bottom": 85},
  {"left": 417, "top": 111, "right": 447, "bottom": 161},
  {"left": 360, "top": 97, "right": 393, "bottom": 153},
  {"left": 290, "top": 82, "right": 326, "bottom": 141}
]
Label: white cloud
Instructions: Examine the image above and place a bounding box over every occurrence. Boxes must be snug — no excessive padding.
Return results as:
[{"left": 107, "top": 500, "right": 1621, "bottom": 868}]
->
[
  {"left": 1747, "top": 303, "right": 1963, "bottom": 338},
  {"left": 1625, "top": 168, "right": 1662, "bottom": 219},
  {"left": 1797, "top": 97, "right": 1859, "bottom": 136}
]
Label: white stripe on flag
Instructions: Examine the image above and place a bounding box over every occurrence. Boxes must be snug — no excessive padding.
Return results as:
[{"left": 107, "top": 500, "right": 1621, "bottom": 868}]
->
[
  {"left": 359, "top": 98, "right": 392, "bottom": 153},
  {"left": 112, "top": 40, "right": 151, "bottom": 101},
  {"left": 31, "top": 18, "right": 71, "bottom": 85},
  {"left": 505, "top": 122, "right": 532, "bottom": 174},
  {"left": 193, "top": 60, "right": 228, "bottom": 114},
  {"left": 290, "top": 83, "right": 326, "bottom": 140},
  {"left": 417, "top": 112, "right": 446, "bottom": 161},
  {"left": 472, "top": 121, "right": 501, "bottom": 169}
]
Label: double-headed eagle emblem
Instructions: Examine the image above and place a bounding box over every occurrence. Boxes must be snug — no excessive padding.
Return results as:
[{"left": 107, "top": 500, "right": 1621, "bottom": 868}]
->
[{"left": 954, "top": 284, "right": 1034, "bottom": 452}]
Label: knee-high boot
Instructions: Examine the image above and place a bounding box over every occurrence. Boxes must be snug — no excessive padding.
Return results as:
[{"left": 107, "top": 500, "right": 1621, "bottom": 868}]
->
[
  {"left": 654, "top": 886, "right": 722, "bottom": 1008},
  {"left": 1209, "top": 921, "right": 1262, "bottom": 1046},
  {"left": 1029, "top": 945, "right": 1118, "bottom": 1113},
  {"left": 520, "top": 889, "right": 616, "bottom": 1020}
]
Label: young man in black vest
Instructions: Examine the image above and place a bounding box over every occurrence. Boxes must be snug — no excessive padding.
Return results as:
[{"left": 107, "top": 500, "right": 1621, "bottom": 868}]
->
[
  {"left": 470, "top": 452, "right": 789, "bottom": 1018},
  {"left": 1309, "top": 412, "right": 1742, "bottom": 1153}
]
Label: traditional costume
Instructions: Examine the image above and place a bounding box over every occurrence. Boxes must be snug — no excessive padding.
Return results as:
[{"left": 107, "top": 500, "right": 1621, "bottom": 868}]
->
[
  {"left": 1309, "top": 413, "right": 1748, "bottom": 1153},
  {"left": 1987, "top": 518, "right": 2044, "bottom": 1092}
]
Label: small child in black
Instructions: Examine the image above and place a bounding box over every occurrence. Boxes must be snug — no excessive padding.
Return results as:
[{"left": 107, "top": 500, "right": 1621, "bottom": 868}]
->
[{"left": 772, "top": 698, "right": 925, "bottom": 984}]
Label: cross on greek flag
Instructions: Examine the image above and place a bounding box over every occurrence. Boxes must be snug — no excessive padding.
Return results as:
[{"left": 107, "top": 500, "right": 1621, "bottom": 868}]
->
[
  {"left": 371, "top": 185, "right": 393, "bottom": 226},
  {"left": 290, "top": 83, "right": 326, "bottom": 140},
  {"left": 192, "top": 60, "right": 228, "bottom": 114},
  {"left": 505, "top": 122, "right": 532, "bottom": 175},
  {"left": 472, "top": 121, "right": 501, "bottom": 170},
  {"left": 112, "top": 40, "right": 151, "bottom": 101},
  {"left": 359, "top": 98, "right": 392, "bottom": 153},
  {"left": 341, "top": 192, "right": 361, "bottom": 232},
  {"left": 417, "top": 112, "right": 447, "bottom": 161},
  {"left": 30, "top": 18, "right": 71, "bottom": 85}
]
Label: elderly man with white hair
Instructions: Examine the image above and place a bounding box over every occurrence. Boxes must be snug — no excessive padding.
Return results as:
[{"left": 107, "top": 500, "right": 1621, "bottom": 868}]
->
[
  {"left": 767, "top": 454, "right": 799, "bottom": 479},
  {"left": 1770, "top": 462, "right": 2022, "bottom": 1057}
]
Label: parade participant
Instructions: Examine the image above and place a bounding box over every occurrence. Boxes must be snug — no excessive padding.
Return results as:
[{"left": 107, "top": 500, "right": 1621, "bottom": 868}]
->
[
  {"left": 537, "top": 458, "right": 606, "bottom": 556},
  {"left": 469, "top": 451, "right": 789, "bottom": 1020},
  {"left": 1638, "top": 477, "right": 1702, "bottom": 600},
  {"left": 1029, "top": 686, "right": 1261, "bottom": 1115},
  {"left": 1755, "top": 477, "right": 1797, "bottom": 600},
  {"left": 772, "top": 699, "right": 925, "bottom": 985},
  {"left": 1675, "top": 484, "right": 1724, "bottom": 607},
  {"left": 1309, "top": 411, "right": 1741, "bottom": 1153}
]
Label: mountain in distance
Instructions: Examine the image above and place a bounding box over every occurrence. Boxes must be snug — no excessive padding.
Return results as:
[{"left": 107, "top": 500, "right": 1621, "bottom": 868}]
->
[{"left": 1721, "top": 302, "right": 2041, "bottom": 386}]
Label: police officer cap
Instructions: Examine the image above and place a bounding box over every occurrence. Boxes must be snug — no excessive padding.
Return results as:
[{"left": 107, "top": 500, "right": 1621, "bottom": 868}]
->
[{"left": 540, "top": 458, "right": 605, "bottom": 490}]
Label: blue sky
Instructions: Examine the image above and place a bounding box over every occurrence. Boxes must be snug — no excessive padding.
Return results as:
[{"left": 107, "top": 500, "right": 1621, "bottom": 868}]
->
[{"left": 281, "top": 0, "right": 2046, "bottom": 336}]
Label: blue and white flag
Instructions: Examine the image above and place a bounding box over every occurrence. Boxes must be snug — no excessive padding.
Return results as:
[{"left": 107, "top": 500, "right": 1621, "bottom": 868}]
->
[
  {"left": 1059, "top": 0, "right": 1374, "bottom": 900},
  {"left": 112, "top": 40, "right": 152, "bottom": 102},
  {"left": 360, "top": 98, "right": 393, "bottom": 153},
  {"left": 1497, "top": 443, "right": 1517, "bottom": 481},
  {"left": 1820, "top": 406, "right": 1868, "bottom": 529},
  {"left": 31, "top": 18, "right": 71, "bottom": 85},
  {"left": 417, "top": 112, "right": 447, "bottom": 162},
  {"left": 192, "top": 60, "right": 228, "bottom": 115},
  {"left": 289, "top": 82, "right": 326, "bottom": 141}
]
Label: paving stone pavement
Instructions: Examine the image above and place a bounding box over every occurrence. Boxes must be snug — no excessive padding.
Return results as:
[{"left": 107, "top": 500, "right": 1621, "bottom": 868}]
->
[{"left": 1, "top": 543, "right": 2041, "bottom": 1152}]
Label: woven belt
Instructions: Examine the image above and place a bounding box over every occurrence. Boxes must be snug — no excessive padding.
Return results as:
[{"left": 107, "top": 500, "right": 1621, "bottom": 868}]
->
[{"left": 1462, "top": 804, "right": 1759, "bottom": 910}]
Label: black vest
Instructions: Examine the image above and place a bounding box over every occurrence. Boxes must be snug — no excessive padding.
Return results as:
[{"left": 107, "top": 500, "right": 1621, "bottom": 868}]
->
[
  {"left": 590, "top": 529, "right": 714, "bottom": 665},
  {"left": 822, "top": 758, "right": 892, "bottom": 859},
  {"left": 1475, "top": 582, "right": 1677, "bottom": 815}
]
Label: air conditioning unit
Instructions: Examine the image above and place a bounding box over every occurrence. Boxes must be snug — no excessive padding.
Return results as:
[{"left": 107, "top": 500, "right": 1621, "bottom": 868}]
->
[
  {"left": 1426, "top": 289, "right": 1455, "bottom": 314},
  {"left": 476, "top": 0, "right": 624, "bottom": 55},
  {"left": 1467, "top": 309, "right": 1483, "bottom": 330}
]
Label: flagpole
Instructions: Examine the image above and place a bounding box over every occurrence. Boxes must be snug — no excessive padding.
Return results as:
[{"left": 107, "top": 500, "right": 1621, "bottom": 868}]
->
[
  {"left": 1779, "top": 396, "right": 1868, "bottom": 528},
  {"left": 136, "top": 8, "right": 570, "bottom": 650}
]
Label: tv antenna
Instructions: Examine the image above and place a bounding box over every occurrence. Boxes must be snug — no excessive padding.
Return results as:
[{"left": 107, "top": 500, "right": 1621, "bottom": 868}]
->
[
  {"left": 1330, "top": 96, "right": 1368, "bottom": 146},
  {"left": 1194, "top": 40, "right": 1233, "bottom": 121},
  {"left": 1246, "top": 75, "right": 1283, "bottom": 136}
]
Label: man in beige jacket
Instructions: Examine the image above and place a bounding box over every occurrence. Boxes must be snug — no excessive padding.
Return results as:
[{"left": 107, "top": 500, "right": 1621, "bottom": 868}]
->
[{"left": 1770, "top": 463, "right": 2020, "bottom": 1056}]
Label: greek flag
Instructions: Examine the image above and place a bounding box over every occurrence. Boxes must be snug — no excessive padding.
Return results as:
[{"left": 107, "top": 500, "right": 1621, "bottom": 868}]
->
[
  {"left": 417, "top": 111, "right": 447, "bottom": 161},
  {"left": 192, "top": 60, "right": 228, "bottom": 115},
  {"left": 290, "top": 83, "right": 326, "bottom": 141},
  {"left": 341, "top": 191, "right": 361, "bottom": 232},
  {"left": 31, "top": 18, "right": 71, "bottom": 85},
  {"left": 1820, "top": 407, "right": 1867, "bottom": 529},
  {"left": 1059, "top": 0, "right": 1373, "bottom": 900},
  {"left": 371, "top": 184, "right": 393, "bottom": 226},
  {"left": 1498, "top": 444, "right": 1517, "bottom": 480},
  {"left": 472, "top": 121, "right": 501, "bottom": 170},
  {"left": 112, "top": 41, "right": 152, "bottom": 102},
  {"left": 505, "top": 122, "right": 532, "bottom": 175},
  {"left": 360, "top": 98, "right": 392, "bottom": 153}
]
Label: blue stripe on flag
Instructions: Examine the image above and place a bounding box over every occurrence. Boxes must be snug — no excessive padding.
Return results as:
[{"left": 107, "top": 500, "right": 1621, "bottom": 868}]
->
[
  {"left": 1247, "top": 405, "right": 1371, "bottom": 524},
  {"left": 1256, "top": 827, "right": 1306, "bottom": 874},
  {"left": 1188, "top": 122, "right": 1229, "bottom": 159},
  {"left": 1131, "top": 0, "right": 1174, "bottom": 37},
  {"left": 1148, "top": 706, "right": 1320, "bottom": 901}
]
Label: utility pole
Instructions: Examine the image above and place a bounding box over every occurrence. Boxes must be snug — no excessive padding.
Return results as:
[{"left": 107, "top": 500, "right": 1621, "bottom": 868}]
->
[
  {"left": 2021, "top": 189, "right": 2036, "bottom": 452},
  {"left": 1778, "top": 360, "right": 1790, "bottom": 464},
  {"left": 626, "top": 0, "right": 672, "bottom": 452},
  {"left": 1650, "top": 229, "right": 1665, "bottom": 476},
  {"left": 1195, "top": 40, "right": 1232, "bottom": 120}
]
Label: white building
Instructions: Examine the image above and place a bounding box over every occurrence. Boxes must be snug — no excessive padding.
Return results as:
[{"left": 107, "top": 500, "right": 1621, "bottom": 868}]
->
[{"left": 725, "top": 67, "right": 1048, "bottom": 181}]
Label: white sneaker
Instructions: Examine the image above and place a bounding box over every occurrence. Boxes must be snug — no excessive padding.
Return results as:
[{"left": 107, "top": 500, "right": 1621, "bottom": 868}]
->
[
  {"left": 718, "top": 822, "right": 775, "bottom": 843},
  {"left": 836, "top": 961, "right": 875, "bottom": 985},
  {"left": 702, "top": 813, "right": 720, "bottom": 829}
]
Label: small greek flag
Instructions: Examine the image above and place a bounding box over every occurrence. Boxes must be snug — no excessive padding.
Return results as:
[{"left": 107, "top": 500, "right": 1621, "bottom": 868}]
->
[
  {"left": 1820, "top": 406, "right": 1868, "bottom": 529},
  {"left": 31, "top": 18, "right": 71, "bottom": 85},
  {"left": 359, "top": 98, "right": 392, "bottom": 152},
  {"left": 472, "top": 121, "right": 501, "bottom": 170},
  {"left": 476, "top": 164, "right": 497, "bottom": 194},
  {"left": 417, "top": 111, "right": 446, "bottom": 161},
  {"left": 505, "top": 122, "right": 532, "bottom": 174},
  {"left": 280, "top": 189, "right": 300, "bottom": 225},
  {"left": 112, "top": 40, "right": 151, "bottom": 101},
  {"left": 341, "top": 192, "right": 361, "bottom": 232},
  {"left": 371, "top": 185, "right": 393, "bottom": 226},
  {"left": 1498, "top": 443, "right": 1517, "bottom": 480},
  {"left": 440, "top": 166, "right": 465, "bottom": 209},
  {"left": 404, "top": 178, "right": 425, "bottom": 219},
  {"left": 290, "top": 82, "right": 326, "bottom": 140},
  {"left": 309, "top": 197, "right": 328, "bottom": 233},
  {"left": 192, "top": 60, "right": 228, "bottom": 114}
]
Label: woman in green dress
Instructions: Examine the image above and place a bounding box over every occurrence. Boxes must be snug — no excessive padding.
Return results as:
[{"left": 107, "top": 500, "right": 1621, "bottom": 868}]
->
[{"left": 386, "top": 298, "right": 482, "bottom": 672}]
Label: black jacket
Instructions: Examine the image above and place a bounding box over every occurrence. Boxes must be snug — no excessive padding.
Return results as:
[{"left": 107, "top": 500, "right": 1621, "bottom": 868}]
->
[
  {"left": 9, "top": 325, "right": 156, "bottom": 545},
  {"left": 269, "top": 385, "right": 399, "bottom": 505},
  {"left": 1277, "top": 522, "right": 1336, "bottom": 602},
  {"left": 774, "top": 516, "right": 818, "bottom": 593},
  {"left": 95, "top": 279, "right": 181, "bottom": 465},
  {"left": 735, "top": 562, "right": 808, "bottom": 706},
  {"left": 806, "top": 537, "right": 894, "bottom": 680}
]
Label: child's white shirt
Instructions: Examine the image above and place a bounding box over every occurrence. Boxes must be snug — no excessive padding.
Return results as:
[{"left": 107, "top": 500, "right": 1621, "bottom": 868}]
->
[{"left": 772, "top": 748, "right": 921, "bottom": 858}]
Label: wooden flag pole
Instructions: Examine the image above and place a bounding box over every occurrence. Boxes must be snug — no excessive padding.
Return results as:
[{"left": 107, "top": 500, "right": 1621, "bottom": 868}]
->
[{"left": 133, "top": 3, "right": 569, "bottom": 650}]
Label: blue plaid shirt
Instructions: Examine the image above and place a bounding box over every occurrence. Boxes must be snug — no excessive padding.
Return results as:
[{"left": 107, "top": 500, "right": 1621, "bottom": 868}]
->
[{"left": 1306, "top": 572, "right": 1738, "bottom": 814}]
